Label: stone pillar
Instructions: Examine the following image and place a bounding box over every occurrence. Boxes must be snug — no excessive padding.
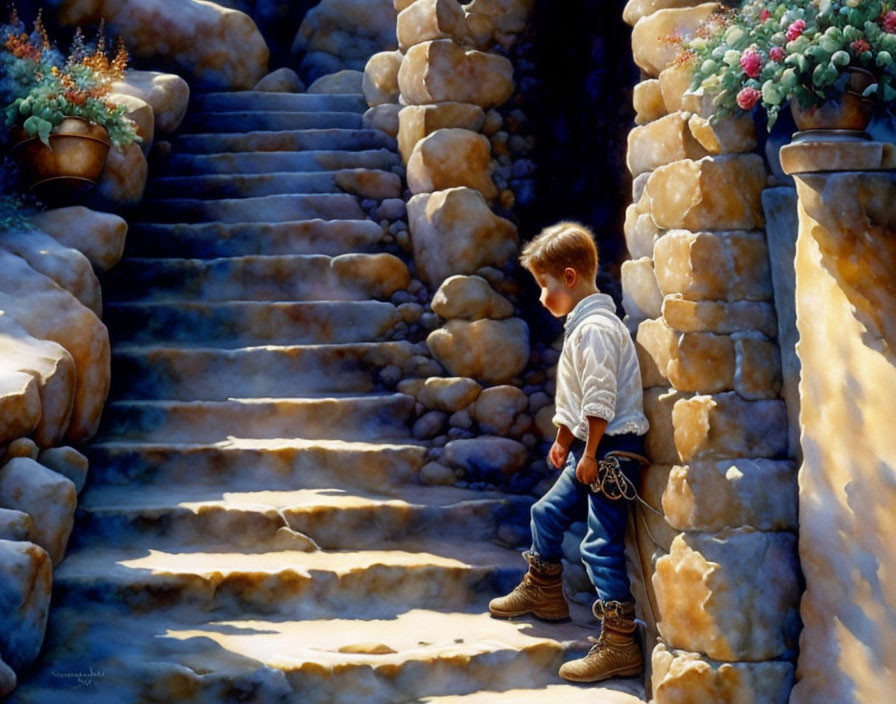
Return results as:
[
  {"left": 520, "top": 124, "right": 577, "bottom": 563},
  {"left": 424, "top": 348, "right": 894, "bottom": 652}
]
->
[
  {"left": 622, "top": 3, "right": 800, "bottom": 700},
  {"left": 781, "top": 139, "right": 896, "bottom": 703}
]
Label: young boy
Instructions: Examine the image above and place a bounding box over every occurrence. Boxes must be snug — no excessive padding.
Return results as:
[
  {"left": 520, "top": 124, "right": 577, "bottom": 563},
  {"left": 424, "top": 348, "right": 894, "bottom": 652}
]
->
[{"left": 489, "top": 221, "right": 649, "bottom": 683}]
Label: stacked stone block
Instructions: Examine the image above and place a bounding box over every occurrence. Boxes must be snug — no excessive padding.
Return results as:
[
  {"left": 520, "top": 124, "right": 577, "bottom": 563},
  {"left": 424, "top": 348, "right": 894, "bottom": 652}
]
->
[{"left": 621, "top": 1, "right": 800, "bottom": 700}]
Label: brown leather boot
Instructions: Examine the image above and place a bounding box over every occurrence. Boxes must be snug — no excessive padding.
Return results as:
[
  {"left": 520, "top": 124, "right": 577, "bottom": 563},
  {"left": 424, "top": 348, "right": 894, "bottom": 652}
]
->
[
  {"left": 558, "top": 600, "right": 643, "bottom": 682},
  {"left": 488, "top": 551, "right": 570, "bottom": 622}
]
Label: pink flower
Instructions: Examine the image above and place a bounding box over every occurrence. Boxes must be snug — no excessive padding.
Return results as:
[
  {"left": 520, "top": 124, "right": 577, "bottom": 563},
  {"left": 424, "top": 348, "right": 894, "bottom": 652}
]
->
[
  {"left": 737, "top": 87, "right": 762, "bottom": 110},
  {"left": 740, "top": 48, "right": 763, "bottom": 77},
  {"left": 851, "top": 38, "right": 871, "bottom": 54},
  {"left": 786, "top": 19, "right": 806, "bottom": 42},
  {"left": 882, "top": 10, "right": 896, "bottom": 33},
  {"left": 769, "top": 46, "right": 786, "bottom": 62},
  {"left": 759, "top": 8, "right": 771, "bottom": 22}
]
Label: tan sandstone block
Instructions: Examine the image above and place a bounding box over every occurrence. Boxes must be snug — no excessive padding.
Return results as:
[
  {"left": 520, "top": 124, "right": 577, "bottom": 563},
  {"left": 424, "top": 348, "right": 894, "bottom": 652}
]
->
[
  {"left": 397, "top": 0, "right": 469, "bottom": 51},
  {"left": 112, "top": 70, "right": 190, "bottom": 134},
  {"left": 331, "top": 253, "right": 409, "bottom": 298},
  {"left": 621, "top": 257, "right": 663, "bottom": 324},
  {"left": 30, "top": 206, "right": 128, "bottom": 272},
  {"left": 408, "top": 187, "right": 518, "bottom": 287},
  {"left": 636, "top": 319, "right": 735, "bottom": 393},
  {"left": 109, "top": 92, "right": 154, "bottom": 153},
  {"left": 334, "top": 169, "right": 403, "bottom": 200},
  {"left": 687, "top": 114, "right": 757, "bottom": 155},
  {"left": 654, "top": 531, "right": 800, "bottom": 661},
  {"left": 427, "top": 317, "right": 529, "bottom": 384},
  {"left": 0, "top": 372, "right": 40, "bottom": 445},
  {"left": 398, "top": 39, "right": 514, "bottom": 107},
  {"left": 653, "top": 230, "right": 773, "bottom": 301},
  {"left": 646, "top": 155, "right": 767, "bottom": 231},
  {"left": 643, "top": 387, "right": 690, "bottom": 464},
  {"left": 92, "top": 143, "right": 148, "bottom": 208},
  {"left": 631, "top": 4, "right": 717, "bottom": 77},
  {"left": 623, "top": 0, "right": 708, "bottom": 26},
  {"left": 363, "top": 50, "right": 404, "bottom": 106},
  {"left": 432, "top": 275, "right": 514, "bottom": 320},
  {"left": 657, "top": 64, "right": 694, "bottom": 113},
  {"left": 662, "top": 295, "right": 778, "bottom": 337},
  {"left": 363, "top": 104, "right": 402, "bottom": 137},
  {"left": 625, "top": 203, "right": 660, "bottom": 259},
  {"left": 0, "top": 539, "right": 52, "bottom": 671},
  {"left": 464, "top": 0, "right": 534, "bottom": 35},
  {"left": 633, "top": 79, "right": 667, "bottom": 125},
  {"left": 398, "top": 103, "right": 486, "bottom": 163},
  {"left": 663, "top": 458, "right": 797, "bottom": 532},
  {"left": 472, "top": 385, "right": 529, "bottom": 435},
  {"left": 672, "top": 392, "right": 788, "bottom": 462},
  {"left": 733, "top": 335, "right": 782, "bottom": 400},
  {"left": 652, "top": 643, "right": 794, "bottom": 704},
  {"left": 407, "top": 128, "right": 497, "bottom": 200},
  {"left": 627, "top": 113, "right": 708, "bottom": 176},
  {"left": 780, "top": 140, "right": 886, "bottom": 175},
  {"left": 418, "top": 377, "right": 482, "bottom": 412}
]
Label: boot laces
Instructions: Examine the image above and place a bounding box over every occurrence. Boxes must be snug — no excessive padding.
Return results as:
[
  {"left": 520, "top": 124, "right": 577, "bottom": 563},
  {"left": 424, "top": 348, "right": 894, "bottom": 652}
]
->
[{"left": 585, "top": 633, "right": 607, "bottom": 656}]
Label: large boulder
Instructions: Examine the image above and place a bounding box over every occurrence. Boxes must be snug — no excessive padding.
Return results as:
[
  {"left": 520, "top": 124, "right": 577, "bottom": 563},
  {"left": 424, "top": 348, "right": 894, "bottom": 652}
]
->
[
  {"left": 627, "top": 112, "right": 707, "bottom": 176},
  {"left": 631, "top": 4, "right": 717, "bottom": 77},
  {"left": 472, "top": 385, "right": 529, "bottom": 435},
  {"left": 38, "top": 447, "right": 89, "bottom": 495},
  {"left": 0, "top": 509, "right": 32, "bottom": 542},
  {"left": 432, "top": 274, "right": 514, "bottom": 320},
  {"left": 29, "top": 206, "right": 128, "bottom": 272},
  {"left": 633, "top": 79, "right": 666, "bottom": 125},
  {"left": 398, "top": 0, "right": 469, "bottom": 51},
  {"left": 363, "top": 50, "right": 404, "bottom": 106},
  {"left": 0, "top": 539, "right": 52, "bottom": 671},
  {"left": 464, "top": 0, "right": 534, "bottom": 35},
  {"left": 398, "top": 102, "right": 486, "bottom": 164},
  {"left": 89, "top": 143, "right": 149, "bottom": 209},
  {"left": 398, "top": 39, "right": 514, "bottom": 107},
  {"left": 254, "top": 67, "right": 304, "bottom": 93},
  {"left": 0, "top": 372, "right": 40, "bottom": 446},
  {"left": 427, "top": 317, "right": 529, "bottom": 383},
  {"left": 109, "top": 92, "right": 154, "bottom": 154},
  {"left": 56, "top": 1, "right": 269, "bottom": 90},
  {"left": 407, "top": 128, "right": 497, "bottom": 200},
  {"left": 308, "top": 69, "right": 364, "bottom": 93},
  {"left": 417, "top": 377, "right": 482, "bottom": 412},
  {"left": 111, "top": 70, "right": 190, "bottom": 134},
  {"left": 0, "top": 252, "right": 110, "bottom": 442},
  {"left": 407, "top": 187, "right": 518, "bottom": 287},
  {"left": 443, "top": 436, "right": 529, "bottom": 479}
]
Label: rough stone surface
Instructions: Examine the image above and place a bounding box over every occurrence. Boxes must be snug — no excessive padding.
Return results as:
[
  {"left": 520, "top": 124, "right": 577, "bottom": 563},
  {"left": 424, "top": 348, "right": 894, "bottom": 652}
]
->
[
  {"left": 91, "top": 143, "right": 149, "bottom": 208},
  {"left": 534, "top": 404, "right": 556, "bottom": 441},
  {"left": 636, "top": 319, "right": 735, "bottom": 393},
  {"left": 427, "top": 318, "right": 529, "bottom": 384},
  {"left": 662, "top": 295, "right": 778, "bottom": 338},
  {"left": 398, "top": 103, "right": 486, "bottom": 164},
  {"left": 57, "top": 1, "right": 268, "bottom": 90},
  {"left": 624, "top": 203, "right": 661, "bottom": 259},
  {"left": 0, "top": 372, "right": 39, "bottom": 446},
  {"left": 654, "top": 530, "right": 801, "bottom": 661},
  {"left": 623, "top": 0, "right": 708, "bottom": 26},
  {"left": 30, "top": 206, "right": 128, "bottom": 272},
  {"left": 0, "top": 539, "right": 52, "bottom": 671},
  {"left": 413, "top": 410, "right": 447, "bottom": 439},
  {"left": 397, "top": 0, "right": 469, "bottom": 51},
  {"left": 645, "top": 155, "right": 767, "bottom": 231},
  {"left": 37, "top": 447, "right": 89, "bottom": 495},
  {"left": 109, "top": 92, "right": 154, "bottom": 153},
  {"left": 633, "top": 79, "right": 666, "bottom": 125},
  {"left": 653, "top": 230, "right": 773, "bottom": 302},
  {"left": 419, "top": 461, "right": 456, "bottom": 485},
  {"left": 652, "top": 644, "right": 794, "bottom": 704},
  {"left": 407, "top": 187, "right": 518, "bottom": 287},
  {"left": 631, "top": 4, "right": 717, "bottom": 76},
  {"left": 672, "top": 392, "right": 788, "bottom": 463},
  {"left": 112, "top": 70, "right": 190, "bottom": 133},
  {"left": 0, "top": 458, "right": 76, "bottom": 566},
  {"left": 465, "top": 0, "right": 534, "bottom": 35},
  {"left": 733, "top": 335, "right": 782, "bottom": 400},
  {"left": 254, "top": 67, "right": 304, "bottom": 93},
  {"left": 407, "top": 128, "right": 497, "bottom": 200},
  {"left": 657, "top": 64, "right": 693, "bottom": 113},
  {"left": 472, "top": 386, "right": 528, "bottom": 435},
  {"left": 335, "top": 170, "right": 403, "bottom": 200},
  {"left": 621, "top": 257, "right": 663, "bottom": 325},
  {"left": 443, "top": 436, "right": 529, "bottom": 477},
  {"left": 398, "top": 39, "right": 514, "bottom": 107},
  {"left": 663, "top": 459, "right": 797, "bottom": 532},
  {"left": 363, "top": 104, "right": 402, "bottom": 137},
  {"left": 643, "top": 387, "right": 688, "bottom": 465},
  {"left": 688, "top": 114, "right": 757, "bottom": 155},
  {"left": 431, "top": 275, "right": 513, "bottom": 320},
  {"left": 363, "top": 51, "right": 403, "bottom": 106},
  {"left": 780, "top": 140, "right": 887, "bottom": 175},
  {"left": 417, "top": 377, "right": 482, "bottom": 413},
  {"left": 308, "top": 70, "right": 365, "bottom": 94},
  {"left": 627, "top": 113, "right": 708, "bottom": 176},
  {"left": 331, "top": 253, "right": 410, "bottom": 298},
  {"left": 0, "top": 251, "right": 110, "bottom": 443},
  {"left": 0, "top": 508, "right": 32, "bottom": 541}
]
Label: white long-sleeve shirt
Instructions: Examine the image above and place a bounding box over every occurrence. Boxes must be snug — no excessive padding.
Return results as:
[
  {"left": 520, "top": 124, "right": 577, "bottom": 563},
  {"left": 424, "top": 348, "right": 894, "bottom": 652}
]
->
[{"left": 552, "top": 293, "right": 649, "bottom": 441}]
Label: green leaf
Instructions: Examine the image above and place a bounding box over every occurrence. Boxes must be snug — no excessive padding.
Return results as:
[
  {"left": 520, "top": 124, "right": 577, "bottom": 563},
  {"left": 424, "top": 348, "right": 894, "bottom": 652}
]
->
[
  {"left": 831, "top": 50, "right": 850, "bottom": 66},
  {"left": 878, "top": 51, "right": 894, "bottom": 68}
]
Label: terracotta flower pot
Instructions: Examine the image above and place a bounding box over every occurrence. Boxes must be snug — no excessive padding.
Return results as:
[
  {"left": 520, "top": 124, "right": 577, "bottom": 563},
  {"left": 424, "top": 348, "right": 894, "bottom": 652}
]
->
[
  {"left": 11, "top": 117, "right": 111, "bottom": 202},
  {"left": 790, "top": 68, "right": 875, "bottom": 132}
]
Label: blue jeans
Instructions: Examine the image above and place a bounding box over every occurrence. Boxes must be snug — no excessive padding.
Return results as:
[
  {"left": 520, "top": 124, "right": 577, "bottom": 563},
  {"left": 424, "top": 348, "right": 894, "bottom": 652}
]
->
[{"left": 529, "top": 433, "right": 644, "bottom": 603}]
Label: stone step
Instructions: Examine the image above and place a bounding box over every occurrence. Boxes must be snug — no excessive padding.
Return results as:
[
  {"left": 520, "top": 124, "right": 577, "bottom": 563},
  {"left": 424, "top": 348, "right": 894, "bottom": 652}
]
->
[
  {"left": 98, "top": 393, "right": 415, "bottom": 444},
  {"left": 125, "top": 220, "right": 385, "bottom": 258},
  {"left": 71, "top": 484, "right": 531, "bottom": 551},
  {"left": 84, "top": 439, "right": 427, "bottom": 491},
  {"left": 104, "top": 300, "right": 401, "bottom": 346},
  {"left": 195, "top": 91, "right": 368, "bottom": 113},
  {"left": 174, "top": 129, "right": 396, "bottom": 155},
  {"left": 146, "top": 171, "right": 356, "bottom": 199},
  {"left": 183, "top": 110, "right": 364, "bottom": 133},
  {"left": 11, "top": 602, "right": 598, "bottom": 704},
  {"left": 109, "top": 342, "right": 422, "bottom": 400},
  {"left": 103, "top": 254, "right": 410, "bottom": 303},
  {"left": 424, "top": 684, "right": 646, "bottom": 703},
  {"left": 164, "top": 149, "right": 400, "bottom": 176},
  {"left": 52, "top": 541, "right": 525, "bottom": 617},
  {"left": 139, "top": 193, "right": 364, "bottom": 223}
]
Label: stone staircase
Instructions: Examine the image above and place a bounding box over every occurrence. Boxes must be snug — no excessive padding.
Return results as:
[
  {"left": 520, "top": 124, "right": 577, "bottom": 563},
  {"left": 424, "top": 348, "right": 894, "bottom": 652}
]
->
[{"left": 9, "top": 90, "right": 644, "bottom": 703}]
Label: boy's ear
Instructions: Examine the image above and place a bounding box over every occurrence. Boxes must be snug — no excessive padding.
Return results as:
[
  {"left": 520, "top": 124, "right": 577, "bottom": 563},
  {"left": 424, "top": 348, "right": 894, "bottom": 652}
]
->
[{"left": 563, "top": 267, "right": 578, "bottom": 287}]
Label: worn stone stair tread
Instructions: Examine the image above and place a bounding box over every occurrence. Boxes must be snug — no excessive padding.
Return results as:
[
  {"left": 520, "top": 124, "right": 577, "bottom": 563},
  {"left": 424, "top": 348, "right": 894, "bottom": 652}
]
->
[
  {"left": 110, "top": 341, "right": 421, "bottom": 400},
  {"left": 105, "top": 299, "right": 402, "bottom": 346},
  {"left": 103, "top": 254, "right": 409, "bottom": 303},
  {"left": 147, "top": 170, "right": 389, "bottom": 199},
  {"left": 195, "top": 91, "right": 368, "bottom": 113},
  {"left": 420, "top": 683, "right": 646, "bottom": 703},
  {"left": 174, "top": 129, "right": 397, "bottom": 155},
  {"left": 164, "top": 149, "right": 401, "bottom": 175},
  {"left": 183, "top": 110, "right": 365, "bottom": 132},
  {"left": 140, "top": 193, "right": 365, "bottom": 223},
  {"left": 125, "top": 219, "right": 386, "bottom": 258}
]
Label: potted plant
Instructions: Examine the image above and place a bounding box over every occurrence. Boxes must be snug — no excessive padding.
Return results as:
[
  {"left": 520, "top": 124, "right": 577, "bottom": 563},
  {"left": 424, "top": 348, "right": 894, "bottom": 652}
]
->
[
  {"left": 1, "top": 9, "right": 140, "bottom": 198},
  {"left": 680, "top": 0, "right": 896, "bottom": 131}
]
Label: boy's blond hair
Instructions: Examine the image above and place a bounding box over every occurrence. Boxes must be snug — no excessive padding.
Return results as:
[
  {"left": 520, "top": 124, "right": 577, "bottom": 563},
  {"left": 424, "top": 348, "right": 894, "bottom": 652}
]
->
[{"left": 520, "top": 221, "right": 599, "bottom": 280}]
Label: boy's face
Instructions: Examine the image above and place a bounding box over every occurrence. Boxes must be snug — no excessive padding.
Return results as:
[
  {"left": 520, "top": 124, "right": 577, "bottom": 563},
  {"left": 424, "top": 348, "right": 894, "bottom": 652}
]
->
[{"left": 534, "top": 269, "right": 576, "bottom": 317}]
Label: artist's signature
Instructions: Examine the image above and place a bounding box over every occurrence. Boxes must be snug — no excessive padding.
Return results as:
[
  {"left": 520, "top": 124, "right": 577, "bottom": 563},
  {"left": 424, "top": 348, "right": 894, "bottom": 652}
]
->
[{"left": 51, "top": 666, "right": 106, "bottom": 690}]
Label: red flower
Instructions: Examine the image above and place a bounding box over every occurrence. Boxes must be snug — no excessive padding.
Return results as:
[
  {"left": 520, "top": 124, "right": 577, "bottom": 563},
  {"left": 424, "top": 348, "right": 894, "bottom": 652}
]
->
[
  {"left": 759, "top": 8, "right": 771, "bottom": 22},
  {"left": 740, "top": 48, "right": 763, "bottom": 77},
  {"left": 769, "top": 46, "right": 786, "bottom": 62},
  {"left": 851, "top": 38, "right": 871, "bottom": 54},
  {"left": 882, "top": 10, "right": 896, "bottom": 33},
  {"left": 737, "top": 87, "right": 762, "bottom": 110},
  {"left": 786, "top": 19, "right": 806, "bottom": 42}
]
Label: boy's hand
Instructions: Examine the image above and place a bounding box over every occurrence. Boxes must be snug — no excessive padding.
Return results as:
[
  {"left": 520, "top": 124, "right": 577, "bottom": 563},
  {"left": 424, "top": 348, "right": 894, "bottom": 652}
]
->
[
  {"left": 548, "top": 441, "right": 570, "bottom": 469},
  {"left": 576, "top": 455, "right": 599, "bottom": 485}
]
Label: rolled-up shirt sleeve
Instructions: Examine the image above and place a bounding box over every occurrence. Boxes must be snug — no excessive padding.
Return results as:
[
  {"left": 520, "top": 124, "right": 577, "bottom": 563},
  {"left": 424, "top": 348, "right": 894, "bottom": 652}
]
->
[{"left": 575, "top": 325, "right": 619, "bottom": 423}]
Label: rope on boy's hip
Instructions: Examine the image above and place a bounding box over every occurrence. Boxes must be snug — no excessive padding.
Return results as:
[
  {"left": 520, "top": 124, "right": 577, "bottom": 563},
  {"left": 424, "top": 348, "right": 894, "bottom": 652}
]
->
[{"left": 589, "top": 454, "right": 664, "bottom": 517}]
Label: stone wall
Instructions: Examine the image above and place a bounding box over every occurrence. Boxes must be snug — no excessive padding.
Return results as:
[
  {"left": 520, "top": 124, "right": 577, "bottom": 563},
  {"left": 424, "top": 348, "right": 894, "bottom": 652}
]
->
[{"left": 620, "top": 2, "right": 800, "bottom": 700}]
